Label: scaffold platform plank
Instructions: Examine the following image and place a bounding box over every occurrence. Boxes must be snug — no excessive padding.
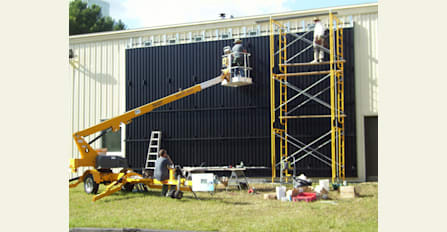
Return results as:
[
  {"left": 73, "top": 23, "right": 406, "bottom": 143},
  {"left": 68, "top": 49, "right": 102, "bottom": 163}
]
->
[
  {"left": 279, "top": 60, "right": 346, "bottom": 67},
  {"left": 279, "top": 114, "right": 346, "bottom": 119},
  {"left": 275, "top": 70, "right": 341, "bottom": 78}
]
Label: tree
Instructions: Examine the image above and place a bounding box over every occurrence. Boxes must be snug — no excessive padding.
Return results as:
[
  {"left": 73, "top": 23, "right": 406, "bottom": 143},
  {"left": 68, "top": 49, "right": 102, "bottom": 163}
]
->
[{"left": 69, "top": 0, "right": 126, "bottom": 35}]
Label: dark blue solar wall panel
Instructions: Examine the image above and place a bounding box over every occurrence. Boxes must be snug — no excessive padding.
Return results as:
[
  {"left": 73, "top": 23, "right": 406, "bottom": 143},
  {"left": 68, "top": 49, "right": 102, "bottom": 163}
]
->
[{"left": 125, "top": 28, "right": 356, "bottom": 177}]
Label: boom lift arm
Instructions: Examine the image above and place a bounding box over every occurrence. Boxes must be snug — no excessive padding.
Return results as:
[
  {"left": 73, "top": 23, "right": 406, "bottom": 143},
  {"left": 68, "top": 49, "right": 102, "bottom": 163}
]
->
[{"left": 70, "top": 72, "right": 230, "bottom": 172}]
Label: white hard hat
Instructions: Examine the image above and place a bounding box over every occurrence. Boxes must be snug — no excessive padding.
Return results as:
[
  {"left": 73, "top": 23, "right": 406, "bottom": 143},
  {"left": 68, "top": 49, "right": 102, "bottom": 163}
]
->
[{"left": 223, "top": 46, "right": 231, "bottom": 53}]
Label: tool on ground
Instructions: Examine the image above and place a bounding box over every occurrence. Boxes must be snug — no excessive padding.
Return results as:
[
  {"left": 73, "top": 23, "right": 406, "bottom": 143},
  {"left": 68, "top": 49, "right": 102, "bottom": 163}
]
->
[{"left": 248, "top": 187, "right": 256, "bottom": 194}]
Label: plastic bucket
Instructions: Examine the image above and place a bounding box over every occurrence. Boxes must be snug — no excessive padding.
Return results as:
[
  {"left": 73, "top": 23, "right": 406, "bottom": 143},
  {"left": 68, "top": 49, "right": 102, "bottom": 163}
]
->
[
  {"left": 319, "top": 179, "right": 330, "bottom": 191},
  {"left": 276, "top": 186, "right": 286, "bottom": 200}
]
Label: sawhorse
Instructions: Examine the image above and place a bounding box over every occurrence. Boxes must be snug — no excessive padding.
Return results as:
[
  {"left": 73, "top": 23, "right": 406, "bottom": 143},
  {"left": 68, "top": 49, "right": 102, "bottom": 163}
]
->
[{"left": 226, "top": 169, "right": 249, "bottom": 191}]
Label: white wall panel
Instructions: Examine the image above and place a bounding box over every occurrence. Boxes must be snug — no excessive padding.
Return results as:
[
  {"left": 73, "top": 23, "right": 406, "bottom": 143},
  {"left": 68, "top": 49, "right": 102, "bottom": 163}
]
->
[
  {"left": 69, "top": 39, "right": 127, "bottom": 178},
  {"left": 352, "top": 12, "right": 379, "bottom": 181}
]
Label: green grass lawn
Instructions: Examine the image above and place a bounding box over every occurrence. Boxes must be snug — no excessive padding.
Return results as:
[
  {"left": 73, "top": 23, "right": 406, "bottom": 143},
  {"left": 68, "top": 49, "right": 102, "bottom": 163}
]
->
[{"left": 70, "top": 182, "right": 377, "bottom": 232}]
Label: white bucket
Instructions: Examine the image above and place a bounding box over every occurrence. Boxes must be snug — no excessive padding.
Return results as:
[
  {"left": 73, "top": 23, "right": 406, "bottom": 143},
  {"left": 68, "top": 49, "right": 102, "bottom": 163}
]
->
[
  {"left": 276, "top": 186, "right": 286, "bottom": 200},
  {"left": 319, "top": 179, "right": 330, "bottom": 191}
]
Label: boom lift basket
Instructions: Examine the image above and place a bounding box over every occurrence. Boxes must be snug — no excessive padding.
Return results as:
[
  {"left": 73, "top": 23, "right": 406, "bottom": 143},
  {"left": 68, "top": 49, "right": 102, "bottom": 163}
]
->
[{"left": 221, "top": 52, "right": 252, "bottom": 87}]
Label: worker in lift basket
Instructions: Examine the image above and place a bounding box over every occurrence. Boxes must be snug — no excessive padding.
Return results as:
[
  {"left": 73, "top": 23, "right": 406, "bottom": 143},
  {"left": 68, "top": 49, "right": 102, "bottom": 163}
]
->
[
  {"left": 154, "top": 149, "right": 175, "bottom": 196},
  {"left": 231, "top": 39, "right": 247, "bottom": 77},
  {"left": 222, "top": 46, "right": 231, "bottom": 70},
  {"left": 312, "top": 17, "right": 326, "bottom": 63}
]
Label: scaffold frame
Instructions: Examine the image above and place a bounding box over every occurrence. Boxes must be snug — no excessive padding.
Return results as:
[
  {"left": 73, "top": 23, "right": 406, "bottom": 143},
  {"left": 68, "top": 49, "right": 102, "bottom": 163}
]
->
[{"left": 269, "top": 12, "right": 346, "bottom": 184}]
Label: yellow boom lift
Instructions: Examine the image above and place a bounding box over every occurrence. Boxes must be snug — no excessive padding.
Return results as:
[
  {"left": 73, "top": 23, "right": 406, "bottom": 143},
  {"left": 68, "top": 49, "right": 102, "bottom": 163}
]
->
[
  {"left": 69, "top": 72, "right": 230, "bottom": 201},
  {"left": 69, "top": 48, "right": 253, "bottom": 202}
]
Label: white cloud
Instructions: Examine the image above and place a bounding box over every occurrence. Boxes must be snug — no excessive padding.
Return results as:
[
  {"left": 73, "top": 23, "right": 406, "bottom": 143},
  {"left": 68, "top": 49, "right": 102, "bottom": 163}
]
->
[{"left": 110, "top": 0, "right": 291, "bottom": 29}]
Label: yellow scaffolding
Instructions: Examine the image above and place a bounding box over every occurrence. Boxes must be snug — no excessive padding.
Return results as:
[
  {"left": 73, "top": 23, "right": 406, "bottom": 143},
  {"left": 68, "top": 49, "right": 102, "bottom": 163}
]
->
[
  {"left": 270, "top": 19, "right": 291, "bottom": 183},
  {"left": 270, "top": 13, "right": 345, "bottom": 183}
]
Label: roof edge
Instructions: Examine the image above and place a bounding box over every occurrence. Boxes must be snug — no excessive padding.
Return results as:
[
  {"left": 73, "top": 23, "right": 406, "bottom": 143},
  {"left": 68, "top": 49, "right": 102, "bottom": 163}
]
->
[{"left": 70, "top": 2, "right": 377, "bottom": 42}]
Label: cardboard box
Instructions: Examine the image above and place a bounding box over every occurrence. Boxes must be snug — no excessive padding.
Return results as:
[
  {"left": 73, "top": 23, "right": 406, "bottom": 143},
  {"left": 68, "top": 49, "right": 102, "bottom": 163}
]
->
[
  {"left": 292, "top": 188, "right": 300, "bottom": 197},
  {"left": 219, "top": 177, "right": 228, "bottom": 187},
  {"left": 339, "top": 186, "right": 355, "bottom": 199},
  {"left": 263, "top": 193, "right": 277, "bottom": 200}
]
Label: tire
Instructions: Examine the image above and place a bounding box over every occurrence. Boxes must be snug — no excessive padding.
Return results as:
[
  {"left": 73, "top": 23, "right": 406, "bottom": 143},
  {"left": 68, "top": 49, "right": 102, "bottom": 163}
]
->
[
  {"left": 174, "top": 190, "right": 183, "bottom": 199},
  {"left": 84, "top": 174, "right": 99, "bottom": 194},
  {"left": 122, "top": 183, "right": 134, "bottom": 192},
  {"left": 168, "top": 189, "right": 176, "bottom": 198}
]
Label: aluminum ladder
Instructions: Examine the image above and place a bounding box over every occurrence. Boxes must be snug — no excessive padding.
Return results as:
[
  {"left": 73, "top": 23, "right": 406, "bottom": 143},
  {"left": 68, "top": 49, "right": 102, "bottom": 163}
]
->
[{"left": 145, "top": 131, "right": 162, "bottom": 170}]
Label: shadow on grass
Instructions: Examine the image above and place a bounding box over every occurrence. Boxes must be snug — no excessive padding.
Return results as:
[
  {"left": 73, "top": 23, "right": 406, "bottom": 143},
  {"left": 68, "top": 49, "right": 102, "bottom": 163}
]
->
[
  {"left": 98, "top": 188, "right": 255, "bottom": 206},
  {"left": 247, "top": 188, "right": 275, "bottom": 193},
  {"left": 219, "top": 201, "right": 252, "bottom": 205},
  {"left": 101, "top": 190, "right": 163, "bottom": 203},
  {"left": 179, "top": 194, "right": 253, "bottom": 206},
  {"left": 214, "top": 188, "right": 274, "bottom": 193},
  {"left": 356, "top": 194, "right": 375, "bottom": 198}
]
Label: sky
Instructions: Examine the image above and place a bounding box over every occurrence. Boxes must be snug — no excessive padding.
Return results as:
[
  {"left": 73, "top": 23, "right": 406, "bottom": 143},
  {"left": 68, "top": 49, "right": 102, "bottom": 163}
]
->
[{"left": 108, "top": 0, "right": 377, "bottom": 30}]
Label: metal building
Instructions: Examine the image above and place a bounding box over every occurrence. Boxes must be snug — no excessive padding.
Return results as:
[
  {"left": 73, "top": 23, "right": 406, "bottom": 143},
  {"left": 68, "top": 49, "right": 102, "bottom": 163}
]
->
[{"left": 68, "top": 3, "right": 378, "bottom": 181}]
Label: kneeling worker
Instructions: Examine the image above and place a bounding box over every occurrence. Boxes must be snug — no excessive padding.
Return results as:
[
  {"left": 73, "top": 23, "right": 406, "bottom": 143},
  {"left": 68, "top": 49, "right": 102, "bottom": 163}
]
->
[{"left": 154, "top": 149, "right": 175, "bottom": 196}]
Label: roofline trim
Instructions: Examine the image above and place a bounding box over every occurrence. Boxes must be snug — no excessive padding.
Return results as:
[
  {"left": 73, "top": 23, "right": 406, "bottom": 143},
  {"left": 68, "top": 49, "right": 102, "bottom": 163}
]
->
[{"left": 70, "top": 2, "right": 377, "bottom": 42}]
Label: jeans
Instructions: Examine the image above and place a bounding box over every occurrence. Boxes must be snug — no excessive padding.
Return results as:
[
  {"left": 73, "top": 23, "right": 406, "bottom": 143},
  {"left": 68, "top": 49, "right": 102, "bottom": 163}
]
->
[
  {"left": 232, "top": 61, "right": 244, "bottom": 77},
  {"left": 161, "top": 184, "right": 175, "bottom": 197},
  {"left": 234, "top": 67, "right": 244, "bottom": 77}
]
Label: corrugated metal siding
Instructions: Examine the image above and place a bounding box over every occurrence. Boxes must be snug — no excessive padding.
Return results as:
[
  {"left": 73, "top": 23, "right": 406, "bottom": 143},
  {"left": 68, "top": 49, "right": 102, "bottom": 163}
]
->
[
  {"left": 125, "top": 29, "right": 356, "bottom": 177},
  {"left": 68, "top": 39, "right": 127, "bottom": 178},
  {"left": 125, "top": 36, "right": 271, "bottom": 174}
]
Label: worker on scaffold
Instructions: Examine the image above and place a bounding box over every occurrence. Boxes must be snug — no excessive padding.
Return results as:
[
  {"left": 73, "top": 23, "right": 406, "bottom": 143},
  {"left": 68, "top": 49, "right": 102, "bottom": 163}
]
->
[
  {"left": 312, "top": 17, "right": 326, "bottom": 63},
  {"left": 231, "top": 39, "right": 247, "bottom": 77}
]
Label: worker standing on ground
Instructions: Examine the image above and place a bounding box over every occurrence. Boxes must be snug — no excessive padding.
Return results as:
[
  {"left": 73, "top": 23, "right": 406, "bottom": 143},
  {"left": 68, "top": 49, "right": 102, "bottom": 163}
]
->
[
  {"left": 312, "top": 17, "right": 326, "bottom": 63},
  {"left": 154, "top": 149, "right": 174, "bottom": 196},
  {"left": 231, "top": 39, "right": 247, "bottom": 77}
]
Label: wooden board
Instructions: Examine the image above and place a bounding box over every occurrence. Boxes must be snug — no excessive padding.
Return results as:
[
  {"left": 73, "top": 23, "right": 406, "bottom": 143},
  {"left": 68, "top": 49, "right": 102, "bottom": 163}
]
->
[{"left": 339, "top": 186, "right": 356, "bottom": 199}]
